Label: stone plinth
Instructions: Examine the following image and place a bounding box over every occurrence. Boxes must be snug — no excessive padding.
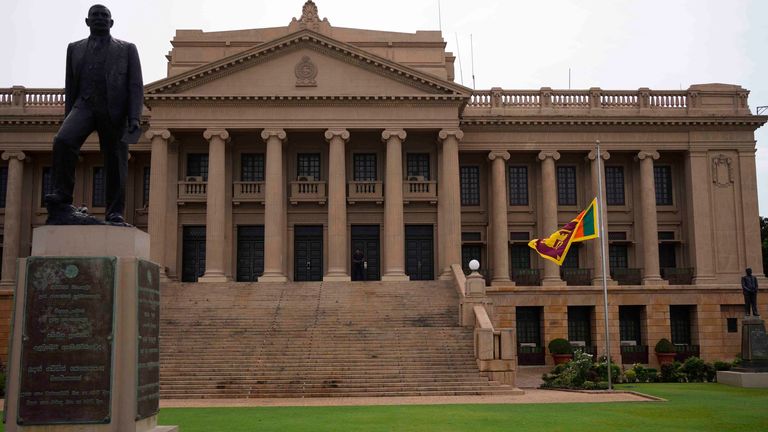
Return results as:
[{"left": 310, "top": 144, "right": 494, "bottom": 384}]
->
[
  {"left": 738, "top": 317, "right": 768, "bottom": 370},
  {"left": 4, "top": 226, "right": 177, "bottom": 432},
  {"left": 717, "top": 371, "right": 768, "bottom": 388}
]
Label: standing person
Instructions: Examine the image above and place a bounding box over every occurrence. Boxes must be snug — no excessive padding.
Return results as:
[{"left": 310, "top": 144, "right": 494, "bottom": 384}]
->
[
  {"left": 352, "top": 248, "right": 366, "bottom": 281},
  {"left": 45, "top": 4, "right": 143, "bottom": 226},
  {"left": 741, "top": 268, "right": 759, "bottom": 317}
]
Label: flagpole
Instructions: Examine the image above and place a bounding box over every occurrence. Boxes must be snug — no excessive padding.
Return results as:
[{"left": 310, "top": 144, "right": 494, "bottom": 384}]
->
[{"left": 596, "top": 139, "right": 613, "bottom": 391}]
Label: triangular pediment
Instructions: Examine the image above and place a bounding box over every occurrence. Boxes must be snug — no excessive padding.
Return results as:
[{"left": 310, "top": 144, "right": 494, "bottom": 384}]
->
[{"left": 145, "top": 30, "right": 470, "bottom": 98}]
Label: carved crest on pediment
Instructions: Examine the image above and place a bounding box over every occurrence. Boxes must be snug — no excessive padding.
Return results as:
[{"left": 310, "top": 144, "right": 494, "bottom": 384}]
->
[
  {"left": 290, "top": 1, "right": 329, "bottom": 31},
  {"left": 711, "top": 154, "right": 734, "bottom": 188},
  {"left": 295, "top": 56, "right": 318, "bottom": 87}
]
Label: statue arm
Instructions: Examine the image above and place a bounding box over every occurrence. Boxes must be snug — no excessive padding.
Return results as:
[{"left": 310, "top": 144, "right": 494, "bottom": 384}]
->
[
  {"left": 64, "top": 43, "right": 75, "bottom": 117},
  {"left": 126, "top": 43, "right": 144, "bottom": 123}
]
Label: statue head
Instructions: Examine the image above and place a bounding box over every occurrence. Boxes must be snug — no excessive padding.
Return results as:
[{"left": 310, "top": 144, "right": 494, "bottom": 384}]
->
[
  {"left": 746, "top": 268, "right": 753, "bottom": 276},
  {"left": 85, "top": 4, "right": 113, "bottom": 36}
]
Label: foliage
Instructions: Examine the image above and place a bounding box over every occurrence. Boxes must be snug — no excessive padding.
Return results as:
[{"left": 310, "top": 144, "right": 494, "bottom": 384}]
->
[
  {"left": 679, "top": 357, "right": 717, "bottom": 382},
  {"left": 660, "top": 362, "right": 683, "bottom": 382},
  {"left": 654, "top": 338, "right": 676, "bottom": 353},
  {"left": 548, "top": 338, "right": 574, "bottom": 355},
  {"left": 714, "top": 361, "right": 732, "bottom": 371},
  {"left": 592, "top": 355, "right": 621, "bottom": 383},
  {"left": 541, "top": 349, "right": 594, "bottom": 388},
  {"left": 624, "top": 369, "right": 637, "bottom": 383}
]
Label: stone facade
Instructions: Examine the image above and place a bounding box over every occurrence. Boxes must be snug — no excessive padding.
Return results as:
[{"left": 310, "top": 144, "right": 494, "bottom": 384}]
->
[{"left": 1, "top": 2, "right": 766, "bottom": 367}]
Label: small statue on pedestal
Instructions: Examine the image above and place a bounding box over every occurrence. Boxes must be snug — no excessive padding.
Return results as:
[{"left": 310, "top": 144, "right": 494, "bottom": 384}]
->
[{"left": 741, "top": 268, "right": 760, "bottom": 318}]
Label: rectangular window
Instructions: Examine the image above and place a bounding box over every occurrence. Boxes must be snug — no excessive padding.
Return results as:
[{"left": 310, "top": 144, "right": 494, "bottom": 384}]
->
[
  {"left": 186, "top": 153, "right": 209, "bottom": 181},
  {"left": 41, "top": 167, "right": 53, "bottom": 207},
  {"left": 461, "top": 232, "right": 482, "bottom": 242},
  {"left": 727, "top": 318, "right": 738, "bottom": 333},
  {"left": 510, "top": 245, "right": 531, "bottom": 269},
  {"left": 516, "top": 307, "right": 542, "bottom": 345},
  {"left": 0, "top": 166, "right": 7, "bottom": 208},
  {"left": 461, "top": 245, "right": 482, "bottom": 274},
  {"left": 605, "top": 166, "right": 625, "bottom": 205},
  {"left": 654, "top": 165, "right": 673, "bottom": 206},
  {"left": 241, "top": 153, "right": 265, "bottom": 182},
  {"left": 92, "top": 167, "right": 106, "bottom": 207},
  {"left": 297, "top": 153, "right": 321, "bottom": 180},
  {"left": 609, "top": 244, "right": 628, "bottom": 269},
  {"left": 406, "top": 153, "right": 430, "bottom": 180},
  {"left": 353, "top": 153, "right": 377, "bottom": 181},
  {"left": 556, "top": 166, "right": 577, "bottom": 206},
  {"left": 670, "top": 306, "right": 692, "bottom": 345},
  {"left": 619, "top": 306, "right": 643, "bottom": 345},
  {"left": 568, "top": 306, "right": 592, "bottom": 345},
  {"left": 562, "top": 244, "right": 580, "bottom": 269},
  {"left": 508, "top": 166, "right": 529, "bottom": 206},
  {"left": 659, "top": 243, "right": 676, "bottom": 269},
  {"left": 460, "top": 166, "right": 480, "bottom": 206},
  {"left": 142, "top": 167, "right": 151, "bottom": 206}
]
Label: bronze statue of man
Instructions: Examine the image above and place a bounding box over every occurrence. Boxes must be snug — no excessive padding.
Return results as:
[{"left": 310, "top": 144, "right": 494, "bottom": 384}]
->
[{"left": 45, "top": 4, "right": 143, "bottom": 225}]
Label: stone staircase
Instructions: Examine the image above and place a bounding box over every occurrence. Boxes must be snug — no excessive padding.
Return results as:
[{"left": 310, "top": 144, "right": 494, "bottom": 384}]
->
[{"left": 159, "top": 280, "right": 518, "bottom": 398}]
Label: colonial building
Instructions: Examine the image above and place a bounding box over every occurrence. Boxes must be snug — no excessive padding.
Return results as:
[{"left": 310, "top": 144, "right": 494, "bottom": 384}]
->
[{"left": 1, "top": 1, "right": 766, "bottom": 374}]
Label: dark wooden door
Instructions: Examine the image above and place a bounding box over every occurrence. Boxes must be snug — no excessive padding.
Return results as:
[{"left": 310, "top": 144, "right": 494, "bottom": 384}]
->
[
  {"left": 351, "top": 225, "right": 380, "bottom": 281},
  {"left": 294, "top": 225, "right": 323, "bottom": 281},
  {"left": 181, "top": 226, "right": 206, "bottom": 282},
  {"left": 237, "top": 225, "right": 264, "bottom": 282},
  {"left": 405, "top": 225, "right": 434, "bottom": 280}
]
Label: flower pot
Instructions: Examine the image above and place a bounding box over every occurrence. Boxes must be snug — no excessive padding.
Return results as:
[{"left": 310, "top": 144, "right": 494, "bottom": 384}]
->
[
  {"left": 552, "top": 353, "right": 573, "bottom": 365},
  {"left": 657, "top": 352, "right": 676, "bottom": 365}
]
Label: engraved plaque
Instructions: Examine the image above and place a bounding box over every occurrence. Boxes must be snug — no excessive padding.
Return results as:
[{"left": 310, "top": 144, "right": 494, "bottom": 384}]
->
[
  {"left": 750, "top": 328, "right": 768, "bottom": 360},
  {"left": 18, "top": 257, "right": 115, "bottom": 425},
  {"left": 136, "top": 260, "right": 160, "bottom": 420}
]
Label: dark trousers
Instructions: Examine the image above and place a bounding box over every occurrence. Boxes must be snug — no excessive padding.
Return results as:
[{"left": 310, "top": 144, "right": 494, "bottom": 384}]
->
[
  {"left": 352, "top": 264, "right": 365, "bottom": 281},
  {"left": 744, "top": 290, "right": 758, "bottom": 316},
  {"left": 52, "top": 101, "right": 127, "bottom": 216}
]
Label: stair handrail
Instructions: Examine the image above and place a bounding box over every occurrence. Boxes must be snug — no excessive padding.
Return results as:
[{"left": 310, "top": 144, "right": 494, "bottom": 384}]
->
[
  {"left": 473, "top": 305, "right": 515, "bottom": 361},
  {"left": 450, "top": 263, "right": 467, "bottom": 296}
]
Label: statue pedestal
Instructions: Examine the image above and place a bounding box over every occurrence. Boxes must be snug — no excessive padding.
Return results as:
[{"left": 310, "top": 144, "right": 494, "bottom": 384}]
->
[
  {"left": 3, "top": 226, "right": 178, "bottom": 432},
  {"left": 718, "top": 317, "right": 768, "bottom": 388}
]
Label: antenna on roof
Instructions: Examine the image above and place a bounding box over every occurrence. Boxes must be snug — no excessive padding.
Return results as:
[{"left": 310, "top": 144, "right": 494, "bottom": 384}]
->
[
  {"left": 455, "top": 33, "right": 465, "bottom": 86},
  {"left": 438, "top": 0, "right": 442, "bottom": 32},
  {"left": 470, "top": 34, "right": 476, "bottom": 90}
]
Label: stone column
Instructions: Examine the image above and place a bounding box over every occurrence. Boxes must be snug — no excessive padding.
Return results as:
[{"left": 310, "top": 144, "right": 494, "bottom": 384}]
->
[
  {"left": 684, "top": 150, "right": 715, "bottom": 284},
  {"left": 587, "top": 149, "right": 614, "bottom": 285},
  {"left": 537, "top": 151, "right": 565, "bottom": 285},
  {"left": 260, "top": 129, "right": 289, "bottom": 282},
  {"left": 488, "top": 151, "right": 513, "bottom": 285},
  {"left": 324, "top": 129, "right": 351, "bottom": 281},
  {"left": 145, "top": 129, "right": 171, "bottom": 280},
  {"left": 438, "top": 129, "right": 463, "bottom": 279},
  {"left": 199, "top": 128, "right": 230, "bottom": 283},
  {"left": 636, "top": 150, "right": 665, "bottom": 285},
  {"left": 381, "top": 129, "right": 409, "bottom": 281},
  {"left": 0, "top": 151, "right": 25, "bottom": 287}
]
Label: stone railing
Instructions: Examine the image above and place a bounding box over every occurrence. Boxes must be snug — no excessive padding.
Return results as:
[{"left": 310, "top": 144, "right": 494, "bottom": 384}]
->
[
  {"left": 347, "top": 181, "right": 382, "bottom": 204},
  {"left": 0, "top": 87, "right": 66, "bottom": 108},
  {"left": 402, "top": 180, "right": 437, "bottom": 204},
  {"left": 289, "top": 180, "right": 327, "bottom": 205},
  {"left": 177, "top": 181, "right": 207, "bottom": 203},
  {"left": 233, "top": 181, "right": 265, "bottom": 204}
]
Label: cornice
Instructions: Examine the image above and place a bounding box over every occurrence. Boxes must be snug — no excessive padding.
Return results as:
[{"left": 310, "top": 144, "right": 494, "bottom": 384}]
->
[
  {"left": 143, "top": 94, "right": 466, "bottom": 107},
  {"left": 460, "top": 116, "right": 768, "bottom": 127}
]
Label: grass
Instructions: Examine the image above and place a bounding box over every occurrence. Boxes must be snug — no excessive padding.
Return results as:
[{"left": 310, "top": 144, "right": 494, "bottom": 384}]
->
[{"left": 3, "top": 383, "right": 767, "bottom": 431}]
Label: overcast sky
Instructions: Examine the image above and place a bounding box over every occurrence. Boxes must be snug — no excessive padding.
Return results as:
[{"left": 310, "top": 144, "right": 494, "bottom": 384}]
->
[{"left": 3, "top": 0, "right": 767, "bottom": 211}]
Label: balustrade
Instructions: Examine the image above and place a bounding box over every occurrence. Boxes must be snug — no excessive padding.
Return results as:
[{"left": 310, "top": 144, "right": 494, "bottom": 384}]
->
[
  {"left": 347, "top": 181, "right": 382, "bottom": 204},
  {"left": 289, "top": 180, "right": 327, "bottom": 204},
  {"left": 177, "top": 180, "right": 207, "bottom": 203},
  {"left": 233, "top": 181, "right": 265, "bottom": 204},
  {"left": 402, "top": 180, "right": 437, "bottom": 203}
]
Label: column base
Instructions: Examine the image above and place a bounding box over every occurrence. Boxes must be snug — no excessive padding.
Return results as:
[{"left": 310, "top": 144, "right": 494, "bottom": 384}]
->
[
  {"left": 642, "top": 277, "right": 669, "bottom": 286},
  {"left": 541, "top": 277, "right": 566, "bottom": 286},
  {"left": 198, "top": 272, "right": 229, "bottom": 283},
  {"left": 491, "top": 278, "right": 515, "bottom": 287},
  {"left": 438, "top": 270, "right": 456, "bottom": 281},
  {"left": 592, "top": 277, "right": 618, "bottom": 286},
  {"left": 258, "top": 273, "right": 289, "bottom": 283},
  {"left": 382, "top": 273, "right": 410, "bottom": 281},
  {"left": 323, "top": 273, "right": 351, "bottom": 282}
]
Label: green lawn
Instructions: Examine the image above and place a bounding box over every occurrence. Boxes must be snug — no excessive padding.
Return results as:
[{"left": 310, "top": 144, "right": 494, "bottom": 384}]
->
[{"left": 3, "top": 384, "right": 768, "bottom": 431}]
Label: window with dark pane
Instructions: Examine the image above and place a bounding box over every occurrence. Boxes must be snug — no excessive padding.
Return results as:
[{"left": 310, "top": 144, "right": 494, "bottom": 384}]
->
[
  {"left": 510, "top": 245, "right": 531, "bottom": 269},
  {"left": 609, "top": 244, "right": 628, "bottom": 269},
  {"left": 562, "top": 244, "right": 580, "bottom": 268},
  {"left": 461, "top": 245, "right": 482, "bottom": 274},
  {"left": 619, "top": 306, "right": 642, "bottom": 344},
  {"left": 654, "top": 165, "right": 673, "bottom": 205},
  {"left": 460, "top": 166, "right": 480, "bottom": 206},
  {"left": 659, "top": 244, "right": 676, "bottom": 269},
  {"left": 727, "top": 318, "right": 738, "bottom": 333},
  {"left": 353, "top": 153, "right": 377, "bottom": 181},
  {"left": 0, "top": 166, "right": 7, "bottom": 208},
  {"left": 568, "top": 306, "right": 592, "bottom": 345},
  {"left": 406, "top": 153, "right": 430, "bottom": 180},
  {"left": 670, "top": 306, "right": 692, "bottom": 345},
  {"left": 187, "top": 153, "right": 209, "bottom": 181},
  {"left": 605, "top": 166, "right": 625, "bottom": 205},
  {"left": 92, "top": 167, "right": 106, "bottom": 207},
  {"left": 516, "top": 307, "right": 542, "bottom": 345},
  {"left": 556, "top": 166, "right": 577, "bottom": 205},
  {"left": 142, "top": 166, "right": 151, "bottom": 206},
  {"left": 297, "top": 153, "right": 321, "bottom": 180},
  {"left": 508, "top": 165, "right": 529, "bottom": 205},
  {"left": 241, "top": 153, "right": 265, "bottom": 182},
  {"left": 41, "top": 167, "right": 54, "bottom": 207},
  {"left": 461, "top": 232, "right": 482, "bottom": 242}
]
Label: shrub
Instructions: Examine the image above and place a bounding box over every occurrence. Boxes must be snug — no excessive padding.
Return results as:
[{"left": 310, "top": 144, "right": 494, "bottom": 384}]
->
[
  {"left": 582, "top": 381, "right": 597, "bottom": 390},
  {"left": 595, "top": 381, "right": 610, "bottom": 390},
  {"left": 645, "top": 368, "right": 660, "bottom": 382},
  {"left": 548, "top": 338, "right": 574, "bottom": 355},
  {"left": 624, "top": 369, "right": 637, "bottom": 383},
  {"left": 592, "top": 356, "right": 621, "bottom": 383},
  {"left": 655, "top": 338, "right": 676, "bottom": 353},
  {"left": 679, "top": 357, "right": 716, "bottom": 382},
  {"left": 660, "top": 362, "right": 683, "bottom": 382},
  {"left": 714, "top": 361, "right": 732, "bottom": 371},
  {"left": 540, "top": 350, "right": 594, "bottom": 389},
  {"left": 631, "top": 363, "right": 649, "bottom": 383}
]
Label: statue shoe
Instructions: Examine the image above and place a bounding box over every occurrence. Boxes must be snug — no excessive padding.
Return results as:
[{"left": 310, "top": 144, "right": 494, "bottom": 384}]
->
[
  {"left": 105, "top": 213, "right": 133, "bottom": 227},
  {"left": 46, "top": 207, "right": 106, "bottom": 225}
]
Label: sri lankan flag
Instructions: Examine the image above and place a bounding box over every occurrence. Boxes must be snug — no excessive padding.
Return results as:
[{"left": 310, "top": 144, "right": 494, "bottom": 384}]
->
[{"left": 528, "top": 198, "right": 599, "bottom": 265}]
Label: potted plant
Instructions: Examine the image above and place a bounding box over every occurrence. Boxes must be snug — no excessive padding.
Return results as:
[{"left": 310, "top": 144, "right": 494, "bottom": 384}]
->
[
  {"left": 548, "top": 338, "right": 574, "bottom": 365},
  {"left": 655, "top": 338, "right": 677, "bottom": 365}
]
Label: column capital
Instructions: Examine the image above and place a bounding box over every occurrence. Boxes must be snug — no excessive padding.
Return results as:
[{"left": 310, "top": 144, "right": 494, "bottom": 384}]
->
[
  {"left": 203, "top": 128, "right": 230, "bottom": 142},
  {"left": 381, "top": 129, "right": 406, "bottom": 141},
  {"left": 261, "top": 128, "right": 287, "bottom": 141},
  {"left": 587, "top": 149, "right": 611, "bottom": 161},
  {"left": 324, "top": 129, "right": 350, "bottom": 142},
  {"left": 488, "top": 151, "right": 510, "bottom": 161},
  {"left": 438, "top": 129, "right": 464, "bottom": 141},
  {"left": 1, "top": 151, "right": 26, "bottom": 162},
  {"left": 636, "top": 150, "right": 660, "bottom": 161},
  {"left": 145, "top": 129, "right": 172, "bottom": 141},
  {"left": 537, "top": 150, "right": 560, "bottom": 161}
]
